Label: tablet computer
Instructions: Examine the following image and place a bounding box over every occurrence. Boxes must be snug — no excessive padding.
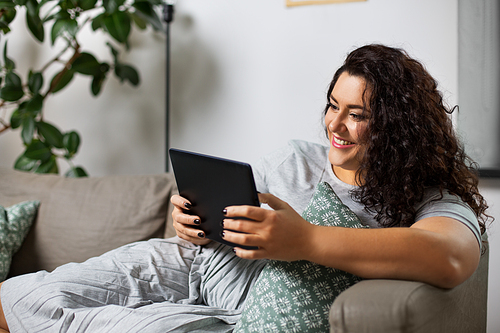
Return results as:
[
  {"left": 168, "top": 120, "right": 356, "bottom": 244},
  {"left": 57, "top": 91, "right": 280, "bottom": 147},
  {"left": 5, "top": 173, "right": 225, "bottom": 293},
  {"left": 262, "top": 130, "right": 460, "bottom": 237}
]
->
[{"left": 169, "top": 148, "right": 260, "bottom": 249}]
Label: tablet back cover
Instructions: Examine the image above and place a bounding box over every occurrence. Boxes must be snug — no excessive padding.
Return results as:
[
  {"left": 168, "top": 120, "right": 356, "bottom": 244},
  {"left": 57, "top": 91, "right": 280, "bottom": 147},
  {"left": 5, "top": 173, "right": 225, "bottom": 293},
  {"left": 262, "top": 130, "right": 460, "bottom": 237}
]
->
[{"left": 169, "top": 148, "right": 260, "bottom": 248}]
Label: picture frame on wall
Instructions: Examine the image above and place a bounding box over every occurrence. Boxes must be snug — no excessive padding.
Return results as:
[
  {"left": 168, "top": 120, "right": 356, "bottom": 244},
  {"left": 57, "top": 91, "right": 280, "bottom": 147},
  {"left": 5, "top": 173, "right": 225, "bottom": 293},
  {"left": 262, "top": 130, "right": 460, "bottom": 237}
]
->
[{"left": 286, "top": 0, "right": 366, "bottom": 7}]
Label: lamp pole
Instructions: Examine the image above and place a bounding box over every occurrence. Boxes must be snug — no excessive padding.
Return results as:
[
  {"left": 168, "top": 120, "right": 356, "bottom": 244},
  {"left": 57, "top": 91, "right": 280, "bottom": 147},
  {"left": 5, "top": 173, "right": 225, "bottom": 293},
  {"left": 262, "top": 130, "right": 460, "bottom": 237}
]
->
[{"left": 163, "top": 2, "right": 174, "bottom": 172}]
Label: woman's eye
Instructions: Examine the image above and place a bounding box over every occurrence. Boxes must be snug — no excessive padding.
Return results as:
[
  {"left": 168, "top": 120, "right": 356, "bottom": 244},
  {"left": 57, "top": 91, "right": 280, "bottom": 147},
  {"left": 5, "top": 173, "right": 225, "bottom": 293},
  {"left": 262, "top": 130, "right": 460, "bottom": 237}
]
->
[
  {"left": 350, "top": 113, "right": 366, "bottom": 121},
  {"left": 327, "top": 102, "right": 339, "bottom": 111}
]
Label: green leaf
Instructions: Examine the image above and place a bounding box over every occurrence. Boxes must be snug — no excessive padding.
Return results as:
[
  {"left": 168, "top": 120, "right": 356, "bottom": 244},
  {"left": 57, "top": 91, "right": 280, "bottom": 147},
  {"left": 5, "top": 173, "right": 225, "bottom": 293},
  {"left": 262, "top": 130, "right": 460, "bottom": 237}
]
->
[
  {"left": 132, "top": 2, "right": 162, "bottom": 31},
  {"left": 4, "top": 70, "right": 21, "bottom": 86},
  {"left": 63, "top": 130, "right": 80, "bottom": 155},
  {"left": 13, "top": 154, "right": 38, "bottom": 172},
  {"left": 103, "top": 0, "right": 125, "bottom": 14},
  {"left": 134, "top": 0, "right": 163, "bottom": 5},
  {"left": 90, "top": 73, "right": 106, "bottom": 95},
  {"left": 48, "top": 9, "right": 71, "bottom": 21},
  {"left": 0, "top": 0, "right": 16, "bottom": 8},
  {"left": 37, "top": 121, "right": 64, "bottom": 148},
  {"left": 78, "top": 0, "right": 97, "bottom": 11},
  {"left": 58, "top": 0, "right": 77, "bottom": 10},
  {"left": 91, "top": 13, "right": 105, "bottom": 31},
  {"left": 65, "top": 166, "right": 88, "bottom": 177},
  {"left": 28, "top": 71, "right": 43, "bottom": 94},
  {"left": 114, "top": 63, "right": 139, "bottom": 86},
  {"left": 21, "top": 116, "right": 35, "bottom": 145},
  {"left": 0, "top": 6, "right": 17, "bottom": 28},
  {"left": 0, "top": 71, "right": 23, "bottom": 101},
  {"left": 13, "top": 0, "right": 27, "bottom": 5},
  {"left": 10, "top": 109, "right": 24, "bottom": 129},
  {"left": 35, "top": 156, "right": 58, "bottom": 174},
  {"left": 50, "top": 69, "right": 74, "bottom": 93},
  {"left": 103, "top": 11, "right": 130, "bottom": 44},
  {"left": 0, "top": 21, "right": 10, "bottom": 34},
  {"left": 38, "top": 0, "right": 53, "bottom": 9},
  {"left": 0, "top": 84, "right": 24, "bottom": 101},
  {"left": 130, "top": 12, "right": 147, "bottom": 30},
  {"left": 106, "top": 41, "right": 119, "bottom": 60},
  {"left": 51, "top": 18, "right": 78, "bottom": 45},
  {"left": 71, "top": 52, "right": 101, "bottom": 76},
  {"left": 99, "top": 62, "right": 110, "bottom": 73},
  {"left": 25, "top": 93, "right": 44, "bottom": 113},
  {"left": 24, "top": 139, "right": 52, "bottom": 161},
  {"left": 2, "top": 42, "right": 16, "bottom": 70},
  {"left": 26, "top": 0, "right": 44, "bottom": 42}
]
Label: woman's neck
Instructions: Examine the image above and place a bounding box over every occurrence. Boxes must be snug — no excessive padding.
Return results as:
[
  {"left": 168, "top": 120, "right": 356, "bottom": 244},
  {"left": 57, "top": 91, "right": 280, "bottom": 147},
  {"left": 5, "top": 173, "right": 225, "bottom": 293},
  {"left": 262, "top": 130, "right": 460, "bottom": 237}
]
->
[{"left": 332, "top": 165, "right": 362, "bottom": 186}]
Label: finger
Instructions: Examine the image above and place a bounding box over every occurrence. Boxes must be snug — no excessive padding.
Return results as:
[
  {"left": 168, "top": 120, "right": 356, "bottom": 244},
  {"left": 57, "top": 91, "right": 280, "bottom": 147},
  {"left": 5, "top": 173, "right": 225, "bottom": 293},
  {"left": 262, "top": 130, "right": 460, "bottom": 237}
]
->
[
  {"left": 173, "top": 219, "right": 207, "bottom": 240},
  {"left": 222, "top": 218, "right": 261, "bottom": 234},
  {"left": 223, "top": 205, "right": 268, "bottom": 221},
  {"left": 221, "top": 229, "right": 261, "bottom": 247},
  {"left": 176, "top": 229, "right": 211, "bottom": 246},
  {"left": 233, "top": 247, "right": 267, "bottom": 260},
  {"left": 170, "top": 194, "right": 193, "bottom": 210},
  {"left": 257, "top": 193, "right": 288, "bottom": 211},
  {"left": 223, "top": 193, "right": 288, "bottom": 219},
  {"left": 173, "top": 209, "right": 202, "bottom": 226}
]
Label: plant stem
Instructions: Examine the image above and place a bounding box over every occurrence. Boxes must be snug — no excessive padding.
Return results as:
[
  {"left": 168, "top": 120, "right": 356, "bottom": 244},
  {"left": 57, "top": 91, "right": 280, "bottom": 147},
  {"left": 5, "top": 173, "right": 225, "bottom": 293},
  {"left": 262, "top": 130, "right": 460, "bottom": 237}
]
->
[
  {"left": 40, "top": 41, "right": 73, "bottom": 73},
  {"left": 44, "top": 41, "right": 81, "bottom": 98},
  {"left": 0, "top": 117, "right": 10, "bottom": 133}
]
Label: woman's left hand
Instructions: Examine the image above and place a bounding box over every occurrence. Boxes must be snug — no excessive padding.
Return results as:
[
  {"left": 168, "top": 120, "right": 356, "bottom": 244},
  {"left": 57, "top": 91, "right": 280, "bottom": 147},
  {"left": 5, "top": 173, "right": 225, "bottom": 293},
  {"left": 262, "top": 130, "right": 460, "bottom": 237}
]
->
[{"left": 221, "top": 193, "right": 315, "bottom": 261}]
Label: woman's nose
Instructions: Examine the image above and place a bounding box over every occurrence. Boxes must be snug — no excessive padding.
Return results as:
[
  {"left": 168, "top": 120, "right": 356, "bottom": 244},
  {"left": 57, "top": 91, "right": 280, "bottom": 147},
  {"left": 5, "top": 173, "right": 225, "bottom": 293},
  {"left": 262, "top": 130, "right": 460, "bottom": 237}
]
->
[{"left": 328, "top": 113, "right": 347, "bottom": 133}]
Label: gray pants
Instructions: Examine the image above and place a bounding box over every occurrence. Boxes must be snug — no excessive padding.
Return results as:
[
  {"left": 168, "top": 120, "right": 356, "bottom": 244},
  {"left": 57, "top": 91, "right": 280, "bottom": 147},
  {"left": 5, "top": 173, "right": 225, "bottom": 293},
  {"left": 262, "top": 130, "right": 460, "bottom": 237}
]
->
[{"left": 1, "top": 237, "right": 266, "bottom": 332}]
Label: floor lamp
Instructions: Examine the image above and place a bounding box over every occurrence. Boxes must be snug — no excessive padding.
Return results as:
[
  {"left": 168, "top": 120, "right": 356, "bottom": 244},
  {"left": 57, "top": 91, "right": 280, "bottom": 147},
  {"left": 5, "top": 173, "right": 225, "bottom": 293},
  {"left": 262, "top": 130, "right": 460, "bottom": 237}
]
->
[{"left": 163, "top": 2, "right": 174, "bottom": 172}]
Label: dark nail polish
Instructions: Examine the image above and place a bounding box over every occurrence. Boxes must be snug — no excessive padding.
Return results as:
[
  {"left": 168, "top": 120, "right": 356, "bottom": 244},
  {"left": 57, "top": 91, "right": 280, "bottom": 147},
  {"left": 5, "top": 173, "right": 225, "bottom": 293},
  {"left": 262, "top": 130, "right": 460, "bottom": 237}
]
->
[
  {"left": 220, "top": 231, "right": 225, "bottom": 238},
  {"left": 184, "top": 202, "right": 192, "bottom": 209},
  {"left": 222, "top": 209, "right": 227, "bottom": 215},
  {"left": 194, "top": 219, "right": 201, "bottom": 225},
  {"left": 198, "top": 232, "right": 204, "bottom": 238},
  {"left": 220, "top": 220, "right": 224, "bottom": 228}
]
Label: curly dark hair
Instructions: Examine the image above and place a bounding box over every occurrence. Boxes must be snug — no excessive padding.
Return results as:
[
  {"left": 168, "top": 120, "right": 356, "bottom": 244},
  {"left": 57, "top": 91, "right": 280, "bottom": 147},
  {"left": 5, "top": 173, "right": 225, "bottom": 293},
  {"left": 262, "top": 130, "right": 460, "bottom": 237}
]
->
[{"left": 325, "top": 44, "right": 489, "bottom": 234}]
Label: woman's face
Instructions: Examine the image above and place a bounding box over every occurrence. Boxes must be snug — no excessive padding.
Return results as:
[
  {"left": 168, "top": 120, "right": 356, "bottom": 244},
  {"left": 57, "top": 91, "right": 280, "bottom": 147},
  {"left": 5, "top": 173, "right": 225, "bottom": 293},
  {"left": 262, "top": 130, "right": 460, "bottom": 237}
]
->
[{"left": 325, "top": 72, "right": 370, "bottom": 185}]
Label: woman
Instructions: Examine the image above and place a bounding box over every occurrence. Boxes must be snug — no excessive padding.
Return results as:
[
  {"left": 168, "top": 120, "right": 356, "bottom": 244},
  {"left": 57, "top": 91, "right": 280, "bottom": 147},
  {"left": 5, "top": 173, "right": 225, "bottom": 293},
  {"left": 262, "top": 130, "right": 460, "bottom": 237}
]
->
[
  {"left": 173, "top": 44, "right": 488, "bottom": 288},
  {"left": 0, "top": 44, "right": 489, "bottom": 332}
]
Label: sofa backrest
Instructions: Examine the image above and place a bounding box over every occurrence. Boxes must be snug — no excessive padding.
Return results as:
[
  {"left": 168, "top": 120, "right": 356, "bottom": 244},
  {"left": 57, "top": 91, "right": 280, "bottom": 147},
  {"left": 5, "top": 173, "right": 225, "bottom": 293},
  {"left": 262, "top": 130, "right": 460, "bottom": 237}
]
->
[{"left": 0, "top": 167, "right": 178, "bottom": 277}]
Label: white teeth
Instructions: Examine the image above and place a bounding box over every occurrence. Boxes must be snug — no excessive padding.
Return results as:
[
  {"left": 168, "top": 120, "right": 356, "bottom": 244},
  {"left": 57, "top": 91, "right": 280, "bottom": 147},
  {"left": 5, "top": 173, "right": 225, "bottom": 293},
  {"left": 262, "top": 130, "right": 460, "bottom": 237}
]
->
[{"left": 334, "top": 137, "right": 354, "bottom": 145}]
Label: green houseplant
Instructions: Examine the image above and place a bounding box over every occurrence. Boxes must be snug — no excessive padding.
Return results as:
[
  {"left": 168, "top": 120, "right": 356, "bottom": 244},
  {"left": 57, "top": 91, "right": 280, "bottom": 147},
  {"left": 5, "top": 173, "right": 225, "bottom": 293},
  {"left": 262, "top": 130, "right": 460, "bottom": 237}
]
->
[{"left": 0, "top": 0, "right": 164, "bottom": 177}]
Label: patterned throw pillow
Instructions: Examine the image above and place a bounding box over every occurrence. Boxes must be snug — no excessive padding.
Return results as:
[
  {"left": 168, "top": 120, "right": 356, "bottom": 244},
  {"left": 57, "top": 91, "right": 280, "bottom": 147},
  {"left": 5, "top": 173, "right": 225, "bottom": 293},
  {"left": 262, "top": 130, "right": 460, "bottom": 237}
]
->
[
  {"left": 234, "top": 182, "right": 368, "bottom": 333},
  {"left": 0, "top": 201, "right": 40, "bottom": 281}
]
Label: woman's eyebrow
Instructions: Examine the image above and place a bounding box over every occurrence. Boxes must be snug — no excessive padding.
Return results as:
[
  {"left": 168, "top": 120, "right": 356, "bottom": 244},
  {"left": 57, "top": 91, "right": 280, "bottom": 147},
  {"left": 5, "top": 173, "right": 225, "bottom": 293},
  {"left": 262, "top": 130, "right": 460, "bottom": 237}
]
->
[{"left": 329, "top": 95, "right": 364, "bottom": 110}]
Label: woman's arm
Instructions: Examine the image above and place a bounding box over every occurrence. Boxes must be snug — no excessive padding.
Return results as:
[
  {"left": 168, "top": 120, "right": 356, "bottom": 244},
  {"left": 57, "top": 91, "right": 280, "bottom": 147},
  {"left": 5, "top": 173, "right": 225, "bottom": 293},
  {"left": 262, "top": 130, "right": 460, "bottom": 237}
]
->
[{"left": 221, "top": 193, "right": 481, "bottom": 289}]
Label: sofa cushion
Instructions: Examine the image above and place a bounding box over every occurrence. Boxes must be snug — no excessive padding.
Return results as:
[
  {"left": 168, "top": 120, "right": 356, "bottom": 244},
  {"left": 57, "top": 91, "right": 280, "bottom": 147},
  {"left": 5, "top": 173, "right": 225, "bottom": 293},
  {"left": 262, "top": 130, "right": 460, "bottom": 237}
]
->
[
  {"left": 235, "top": 182, "right": 367, "bottom": 333},
  {"left": 0, "top": 167, "right": 177, "bottom": 276},
  {"left": 0, "top": 201, "right": 40, "bottom": 281}
]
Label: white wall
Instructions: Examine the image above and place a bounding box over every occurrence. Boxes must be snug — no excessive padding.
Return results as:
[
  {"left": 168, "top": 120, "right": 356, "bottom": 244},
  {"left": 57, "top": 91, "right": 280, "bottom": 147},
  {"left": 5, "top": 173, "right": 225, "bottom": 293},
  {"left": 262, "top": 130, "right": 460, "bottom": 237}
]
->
[{"left": 1, "top": 0, "right": 498, "bottom": 331}]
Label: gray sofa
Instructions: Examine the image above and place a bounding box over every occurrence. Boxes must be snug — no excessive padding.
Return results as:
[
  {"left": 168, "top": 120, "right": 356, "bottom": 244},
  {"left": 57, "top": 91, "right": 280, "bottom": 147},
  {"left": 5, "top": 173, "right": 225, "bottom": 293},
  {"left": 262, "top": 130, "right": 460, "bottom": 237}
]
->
[{"left": 0, "top": 166, "right": 489, "bottom": 332}]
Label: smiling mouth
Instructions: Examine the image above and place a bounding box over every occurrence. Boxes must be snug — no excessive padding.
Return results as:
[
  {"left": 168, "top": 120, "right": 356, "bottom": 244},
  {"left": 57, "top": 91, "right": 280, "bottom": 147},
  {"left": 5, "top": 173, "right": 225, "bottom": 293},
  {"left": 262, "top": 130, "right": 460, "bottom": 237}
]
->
[{"left": 333, "top": 136, "right": 355, "bottom": 146}]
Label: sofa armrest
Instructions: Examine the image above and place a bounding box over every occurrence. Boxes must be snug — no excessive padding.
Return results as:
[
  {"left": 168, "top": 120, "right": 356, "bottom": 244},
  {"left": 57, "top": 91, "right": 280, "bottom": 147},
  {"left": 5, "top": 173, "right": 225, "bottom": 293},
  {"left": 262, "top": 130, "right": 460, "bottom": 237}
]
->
[
  {"left": 330, "top": 279, "right": 447, "bottom": 333},
  {"left": 329, "top": 239, "right": 488, "bottom": 333}
]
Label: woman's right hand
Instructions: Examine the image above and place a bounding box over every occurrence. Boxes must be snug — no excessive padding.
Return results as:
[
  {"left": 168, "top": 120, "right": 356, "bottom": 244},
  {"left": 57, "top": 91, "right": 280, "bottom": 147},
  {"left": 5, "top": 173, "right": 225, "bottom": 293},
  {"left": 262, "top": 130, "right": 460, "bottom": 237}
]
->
[{"left": 170, "top": 194, "right": 212, "bottom": 245}]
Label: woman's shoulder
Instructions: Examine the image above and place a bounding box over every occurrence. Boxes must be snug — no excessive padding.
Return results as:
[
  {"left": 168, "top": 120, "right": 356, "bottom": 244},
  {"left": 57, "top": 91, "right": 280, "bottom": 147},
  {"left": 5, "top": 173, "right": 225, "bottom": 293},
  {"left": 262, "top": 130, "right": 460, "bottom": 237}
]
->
[
  {"left": 261, "top": 140, "right": 329, "bottom": 168},
  {"left": 253, "top": 140, "right": 329, "bottom": 203},
  {"left": 415, "top": 187, "right": 482, "bottom": 246}
]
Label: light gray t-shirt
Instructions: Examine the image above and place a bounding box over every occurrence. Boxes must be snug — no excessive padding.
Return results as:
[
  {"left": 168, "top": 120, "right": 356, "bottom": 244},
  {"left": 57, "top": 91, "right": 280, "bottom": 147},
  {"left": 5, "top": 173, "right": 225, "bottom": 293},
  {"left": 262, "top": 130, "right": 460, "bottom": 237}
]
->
[{"left": 253, "top": 140, "right": 482, "bottom": 247}]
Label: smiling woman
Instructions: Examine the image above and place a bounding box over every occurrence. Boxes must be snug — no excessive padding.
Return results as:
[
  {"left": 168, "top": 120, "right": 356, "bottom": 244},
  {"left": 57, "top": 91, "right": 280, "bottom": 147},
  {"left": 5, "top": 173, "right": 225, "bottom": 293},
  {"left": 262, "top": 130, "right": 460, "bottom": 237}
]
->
[
  {"left": 325, "top": 72, "right": 369, "bottom": 185},
  {"left": 0, "top": 44, "right": 492, "bottom": 333}
]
